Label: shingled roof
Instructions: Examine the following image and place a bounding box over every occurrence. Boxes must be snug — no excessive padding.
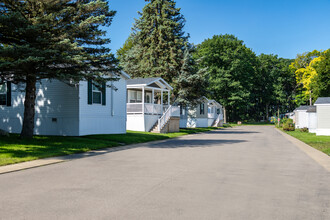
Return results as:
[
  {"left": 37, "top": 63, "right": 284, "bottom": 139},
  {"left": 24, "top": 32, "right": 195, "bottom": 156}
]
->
[
  {"left": 294, "top": 105, "right": 309, "bottom": 111},
  {"left": 126, "top": 77, "right": 173, "bottom": 90},
  {"left": 307, "top": 106, "right": 316, "bottom": 113},
  {"left": 314, "top": 97, "right": 330, "bottom": 105}
]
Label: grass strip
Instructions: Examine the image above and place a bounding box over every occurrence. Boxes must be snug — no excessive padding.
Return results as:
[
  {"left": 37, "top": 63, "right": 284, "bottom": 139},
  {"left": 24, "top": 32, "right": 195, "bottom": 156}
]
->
[{"left": 0, "top": 127, "right": 220, "bottom": 166}]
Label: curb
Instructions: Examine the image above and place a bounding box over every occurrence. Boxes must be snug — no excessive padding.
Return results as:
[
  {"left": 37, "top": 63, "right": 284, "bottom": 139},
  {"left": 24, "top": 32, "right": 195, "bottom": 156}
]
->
[
  {"left": 275, "top": 128, "right": 330, "bottom": 172},
  {"left": 0, "top": 129, "right": 221, "bottom": 175}
]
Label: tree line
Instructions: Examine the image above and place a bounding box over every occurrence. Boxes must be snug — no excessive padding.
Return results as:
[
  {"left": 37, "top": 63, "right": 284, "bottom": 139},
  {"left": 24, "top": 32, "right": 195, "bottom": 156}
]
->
[
  {"left": 118, "top": 0, "right": 329, "bottom": 122},
  {"left": 1, "top": 0, "right": 329, "bottom": 138}
]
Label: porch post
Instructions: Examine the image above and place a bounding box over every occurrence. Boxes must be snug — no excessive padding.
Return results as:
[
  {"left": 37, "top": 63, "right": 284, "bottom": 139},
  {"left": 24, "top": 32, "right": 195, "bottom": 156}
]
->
[
  {"left": 168, "top": 90, "right": 171, "bottom": 106},
  {"left": 161, "top": 89, "right": 163, "bottom": 114},
  {"left": 142, "top": 86, "right": 145, "bottom": 114},
  {"left": 152, "top": 88, "right": 155, "bottom": 115}
]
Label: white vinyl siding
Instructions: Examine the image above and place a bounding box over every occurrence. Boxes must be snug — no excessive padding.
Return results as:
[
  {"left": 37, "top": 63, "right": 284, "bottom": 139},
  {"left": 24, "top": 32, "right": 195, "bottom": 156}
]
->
[
  {"left": 0, "top": 79, "right": 79, "bottom": 135},
  {"left": 317, "top": 106, "right": 330, "bottom": 129}
]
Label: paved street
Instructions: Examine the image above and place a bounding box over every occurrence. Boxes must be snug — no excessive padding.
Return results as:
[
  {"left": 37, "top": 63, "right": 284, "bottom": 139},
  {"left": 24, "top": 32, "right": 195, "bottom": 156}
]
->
[{"left": 0, "top": 126, "right": 329, "bottom": 220}]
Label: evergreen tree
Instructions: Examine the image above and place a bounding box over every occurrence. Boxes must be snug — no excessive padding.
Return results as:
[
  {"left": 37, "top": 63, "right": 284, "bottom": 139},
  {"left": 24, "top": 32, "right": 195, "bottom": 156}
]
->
[
  {"left": 174, "top": 47, "right": 208, "bottom": 106},
  {"left": 0, "top": 0, "right": 118, "bottom": 138},
  {"left": 122, "top": 0, "right": 188, "bottom": 84}
]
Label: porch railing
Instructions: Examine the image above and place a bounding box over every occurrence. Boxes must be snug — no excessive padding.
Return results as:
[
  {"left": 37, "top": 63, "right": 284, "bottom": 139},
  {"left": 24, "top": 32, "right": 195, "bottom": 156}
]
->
[
  {"left": 127, "top": 103, "right": 169, "bottom": 115},
  {"left": 158, "top": 105, "right": 180, "bottom": 132}
]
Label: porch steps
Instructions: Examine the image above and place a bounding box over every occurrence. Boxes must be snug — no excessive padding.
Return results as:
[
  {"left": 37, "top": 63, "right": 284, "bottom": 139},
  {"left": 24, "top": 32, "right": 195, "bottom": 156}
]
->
[{"left": 150, "top": 117, "right": 180, "bottom": 133}]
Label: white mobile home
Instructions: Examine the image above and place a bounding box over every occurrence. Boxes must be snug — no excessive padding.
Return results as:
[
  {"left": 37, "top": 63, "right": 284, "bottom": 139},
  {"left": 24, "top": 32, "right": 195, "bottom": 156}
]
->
[
  {"left": 180, "top": 97, "right": 208, "bottom": 128},
  {"left": 315, "top": 97, "right": 330, "bottom": 136},
  {"left": 0, "top": 72, "right": 130, "bottom": 136},
  {"left": 180, "top": 97, "right": 223, "bottom": 128},
  {"left": 294, "top": 106, "right": 309, "bottom": 129},
  {"left": 126, "top": 78, "right": 180, "bottom": 133}
]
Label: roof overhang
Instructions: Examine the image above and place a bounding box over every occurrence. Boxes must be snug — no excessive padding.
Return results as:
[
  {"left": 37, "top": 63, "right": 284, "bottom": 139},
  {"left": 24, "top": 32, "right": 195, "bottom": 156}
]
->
[{"left": 127, "top": 77, "right": 172, "bottom": 91}]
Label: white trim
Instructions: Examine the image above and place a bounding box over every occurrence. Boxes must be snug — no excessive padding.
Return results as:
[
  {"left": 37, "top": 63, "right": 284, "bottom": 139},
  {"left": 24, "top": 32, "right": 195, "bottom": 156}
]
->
[
  {"left": 316, "top": 129, "right": 330, "bottom": 136},
  {"left": 120, "top": 71, "right": 131, "bottom": 79},
  {"left": 127, "top": 78, "right": 173, "bottom": 91}
]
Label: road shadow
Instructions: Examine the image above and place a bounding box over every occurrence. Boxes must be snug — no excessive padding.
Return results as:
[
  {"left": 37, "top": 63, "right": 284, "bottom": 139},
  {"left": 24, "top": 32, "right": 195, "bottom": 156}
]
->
[
  {"left": 144, "top": 139, "right": 247, "bottom": 149},
  {"left": 207, "top": 129, "right": 260, "bottom": 135}
]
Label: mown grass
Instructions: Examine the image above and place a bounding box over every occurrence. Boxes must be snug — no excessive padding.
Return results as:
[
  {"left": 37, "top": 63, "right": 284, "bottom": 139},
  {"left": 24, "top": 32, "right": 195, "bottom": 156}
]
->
[
  {"left": 0, "top": 127, "right": 220, "bottom": 166},
  {"left": 283, "top": 129, "right": 330, "bottom": 156}
]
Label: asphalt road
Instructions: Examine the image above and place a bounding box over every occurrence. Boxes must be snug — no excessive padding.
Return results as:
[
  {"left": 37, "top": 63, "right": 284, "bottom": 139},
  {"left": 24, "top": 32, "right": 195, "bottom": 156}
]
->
[{"left": 0, "top": 126, "right": 330, "bottom": 220}]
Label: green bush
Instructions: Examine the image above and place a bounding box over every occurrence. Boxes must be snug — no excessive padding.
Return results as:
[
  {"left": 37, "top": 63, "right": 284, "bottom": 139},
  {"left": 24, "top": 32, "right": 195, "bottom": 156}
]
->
[
  {"left": 283, "top": 118, "right": 295, "bottom": 131},
  {"left": 300, "top": 127, "right": 309, "bottom": 133}
]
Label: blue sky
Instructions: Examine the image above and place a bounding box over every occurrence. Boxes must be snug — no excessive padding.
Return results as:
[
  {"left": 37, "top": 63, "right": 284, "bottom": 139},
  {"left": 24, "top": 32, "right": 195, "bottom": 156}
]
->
[{"left": 108, "top": 0, "right": 330, "bottom": 59}]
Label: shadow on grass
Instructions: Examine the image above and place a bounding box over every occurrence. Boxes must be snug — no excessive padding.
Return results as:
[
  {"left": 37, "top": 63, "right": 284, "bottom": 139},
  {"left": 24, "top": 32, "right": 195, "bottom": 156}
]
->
[{"left": 0, "top": 127, "right": 246, "bottom": 166}]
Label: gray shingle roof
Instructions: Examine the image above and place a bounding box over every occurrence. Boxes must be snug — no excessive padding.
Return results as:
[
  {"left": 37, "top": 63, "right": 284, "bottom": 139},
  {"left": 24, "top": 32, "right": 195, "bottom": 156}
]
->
[
  {"left": 307, "top": 106, "right": 316, "bottom": 113},
  {"left": 314, "top": 97, "right": 330, "bottom": 105},
  {"left": 295, "top": 105, "right": 309, "bottom": 111},
  {"left": 127, "top": 77, "right": 160, "bottom": 85}
]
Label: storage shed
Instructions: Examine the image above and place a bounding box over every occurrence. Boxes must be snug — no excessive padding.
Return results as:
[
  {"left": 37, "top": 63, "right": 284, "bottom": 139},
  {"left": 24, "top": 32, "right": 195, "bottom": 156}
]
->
[
  {"left": 294, "top": 106, "right": 309, "bottom": 129},
  {"left": 306, "top": 106, "right": 317, "bottom": 133}
]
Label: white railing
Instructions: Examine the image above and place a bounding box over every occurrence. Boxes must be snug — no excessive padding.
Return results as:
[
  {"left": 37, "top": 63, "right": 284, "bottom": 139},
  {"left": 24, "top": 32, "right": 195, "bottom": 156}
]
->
[
  {"left": 127, "top": 103, "right": 143, "bottom": 114},
  {"left": 127, "top": 103, "right": 168, "bottom": 115},
  {"left": 158, "top": 105, "right": 180, "bottom": 131},
  {"left": 213, "top": 113, "right": 223, "bottom": 126},
  {"left": 208, "top": 112, "right": 217, "bottom": 119}
]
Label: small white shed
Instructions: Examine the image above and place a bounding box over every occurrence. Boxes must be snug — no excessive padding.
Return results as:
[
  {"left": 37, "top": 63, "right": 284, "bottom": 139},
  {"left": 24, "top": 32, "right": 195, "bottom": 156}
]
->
[
  {"left": 294, "top": 106, "right": 309, "bottom": 129},
  {"left": 315, "top": 97, "right": 330, "bottom": 136},
  {"left": 306, "top": 106, "right": 317, "bottom": 133}
]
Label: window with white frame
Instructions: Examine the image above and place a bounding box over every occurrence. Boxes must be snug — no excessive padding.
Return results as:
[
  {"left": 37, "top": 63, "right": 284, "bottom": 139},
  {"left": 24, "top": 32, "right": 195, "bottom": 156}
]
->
[
  {"left": 92, "top": 83, "right": 102, "bottom": 104},
  {"left": 0, "top": 83, "right": 7, "bottom": 105},
  {"left": 128, "top": 90, "right": 142, "bottom": 103}
]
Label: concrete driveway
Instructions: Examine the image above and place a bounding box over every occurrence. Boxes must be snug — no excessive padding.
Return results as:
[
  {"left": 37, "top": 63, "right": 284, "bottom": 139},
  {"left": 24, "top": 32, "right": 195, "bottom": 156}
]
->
[{"left": 0, "top": 126, "right": 329, "bottom": 220}]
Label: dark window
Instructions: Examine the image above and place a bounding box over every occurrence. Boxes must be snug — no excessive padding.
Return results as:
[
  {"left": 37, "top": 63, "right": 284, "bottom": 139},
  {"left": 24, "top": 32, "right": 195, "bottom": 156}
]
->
[
  {"left": 0, "top": 83, "right": 7, "bottom": 105},
  {"left": 217, "top": 108, "right": 220, "bottom": 114},
  {"left": 92, "top": 83, "right": 102, "bottom": 104},
  {"left": 88, "top": 80, "right": 105, "bottom": 105},
  {"left": 200, "top": 103, "right": 205, "bottom": 115}
]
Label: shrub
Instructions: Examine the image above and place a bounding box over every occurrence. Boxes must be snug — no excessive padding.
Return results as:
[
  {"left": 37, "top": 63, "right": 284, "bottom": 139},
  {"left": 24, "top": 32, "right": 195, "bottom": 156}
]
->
[
  {"left": 300, "top": 127, "right": 309, "bottom": 133},
  {"left": 283, "top": 119, "right": 295, "bottom": 131}
]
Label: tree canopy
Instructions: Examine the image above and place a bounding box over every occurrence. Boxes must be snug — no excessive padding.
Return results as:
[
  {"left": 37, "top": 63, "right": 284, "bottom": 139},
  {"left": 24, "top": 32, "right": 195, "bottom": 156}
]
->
[
  {"left": 195, "top": 34, "right": 258, "bottom": 122},
  {"left": 0, "top": 0, "right": 118, "bottom": 138},
  {"left": 119, "top": 0, "right": 188, "bottom": 84}
]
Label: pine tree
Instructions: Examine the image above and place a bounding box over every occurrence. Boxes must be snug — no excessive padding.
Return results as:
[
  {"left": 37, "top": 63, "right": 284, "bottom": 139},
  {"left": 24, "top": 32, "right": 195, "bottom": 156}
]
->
[
  {"left": 122, "top": 0, "right": 188, "bottom": 84},
  {"left": 0, "top": 0, "right": 118, "bottom": 138},
  {"left": 175, "top": 47, "right": 208, "bottom": 106}
]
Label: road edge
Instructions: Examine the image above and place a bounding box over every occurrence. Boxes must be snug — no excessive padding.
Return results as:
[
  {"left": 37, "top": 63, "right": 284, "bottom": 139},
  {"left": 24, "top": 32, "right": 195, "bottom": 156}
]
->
[
  {"left": 275, "top": 128, "right": 330, "bottom": 172},
  {"left": 0, "top": 129, "right": 218, "bottom": 175}
]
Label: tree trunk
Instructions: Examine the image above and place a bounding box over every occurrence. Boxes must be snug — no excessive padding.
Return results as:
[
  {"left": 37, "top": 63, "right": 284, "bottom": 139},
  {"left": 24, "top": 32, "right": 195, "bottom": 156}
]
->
[
  {"left": 20, "top": 76, "right": 37, "bottom": 138},
  {"left": 266, "top": 104, "right": 269, "bottom": 121},
  {"left": 277, "top": 105, "right": 280, "bottom": 127},
  {"left": 223, "top": 106, "right": 227, "bottom": 124}
]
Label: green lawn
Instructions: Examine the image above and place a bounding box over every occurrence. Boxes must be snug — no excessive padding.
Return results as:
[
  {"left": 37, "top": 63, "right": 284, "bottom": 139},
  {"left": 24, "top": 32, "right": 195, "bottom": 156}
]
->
[
  {"left": 0, "top": 127, "right": 219, "bottom": 166},
  {"left": 283, "top": 130, "right": 330, "bottom": 156}
]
